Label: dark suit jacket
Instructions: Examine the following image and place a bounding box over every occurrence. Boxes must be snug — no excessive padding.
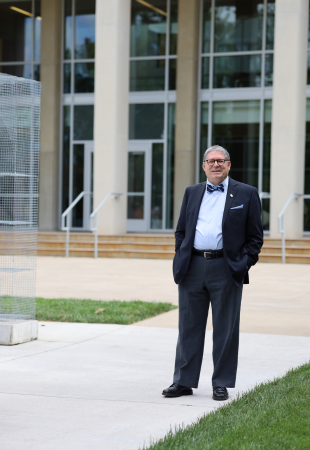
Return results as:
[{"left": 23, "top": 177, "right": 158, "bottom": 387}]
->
[{"left": 173, "top": 178, "right": 264, "bottom": 286}]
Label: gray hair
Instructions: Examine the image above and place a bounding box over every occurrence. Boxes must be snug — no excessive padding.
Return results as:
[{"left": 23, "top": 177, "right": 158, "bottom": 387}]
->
[{"left": 203, "top": 145, "right": 230, "bottom": 162}]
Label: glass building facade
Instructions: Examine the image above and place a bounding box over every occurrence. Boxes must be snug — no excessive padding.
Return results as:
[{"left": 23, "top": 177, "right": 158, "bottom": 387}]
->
[
  {"left": 1, "top": 0, "right": 310, "bottom": 235},
  {"left": 128, "top": 0, "right": 177, "bottom": 231},
  {"left": 198, "top": 0, "right": 275, "bottom": 231},
  {"left": 0, "top": 0, "right": 41, "bottom": 80},
  {"left": 61, "top": 0, "right": 95, "bottom": 229}
]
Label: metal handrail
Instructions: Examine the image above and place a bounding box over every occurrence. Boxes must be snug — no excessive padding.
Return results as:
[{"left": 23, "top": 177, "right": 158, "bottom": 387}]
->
[
  {"left": 61, "top": 191, "right": 92, "bottom": 257},
  {"left": 90, "top": 192, "right": 123, "bottom": 258},
  {"left": 277, "top": 193, "right": 307, "bottom": 263},
  {"left": 259, "top": 192, "right": 270, "bottom": 202}
]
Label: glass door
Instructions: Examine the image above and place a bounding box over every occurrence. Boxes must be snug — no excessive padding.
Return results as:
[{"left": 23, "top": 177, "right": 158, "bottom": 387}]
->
[
  {"left": 71, "top": 141, "right": 93, "bottom": 230},
  {"left": 127, "top": 141, "right": 150, "bottom": 232},
  {"left": 127, "top": 141, "right": 165, "bottom": 232}
]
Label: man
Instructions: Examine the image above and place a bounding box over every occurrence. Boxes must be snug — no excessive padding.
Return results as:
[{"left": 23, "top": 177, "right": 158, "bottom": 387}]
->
[{"left": 162, "top": 145, "right": 263, "bottom": 401}]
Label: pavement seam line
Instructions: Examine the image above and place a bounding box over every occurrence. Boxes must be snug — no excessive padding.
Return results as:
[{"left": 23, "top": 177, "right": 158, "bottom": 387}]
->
[
  {"left": 0, "top": 325, "right": 127, "bottom": 364},
  {"left": 0, "top": 391, "right": 216, "bottom": 408}
]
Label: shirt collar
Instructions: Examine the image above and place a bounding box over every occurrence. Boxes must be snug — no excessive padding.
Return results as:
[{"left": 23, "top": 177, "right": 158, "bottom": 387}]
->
[{"left": 206, "top": 176, "right": 229, "bottom": 190}]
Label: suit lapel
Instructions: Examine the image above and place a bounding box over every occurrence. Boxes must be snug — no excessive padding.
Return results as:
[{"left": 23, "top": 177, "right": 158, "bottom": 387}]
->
[
  {"left": 191, "top": 182, "right": 207, "bottom": 227},
  {"left": 222, "top": 178, "right": 238, "bottom": 225}
]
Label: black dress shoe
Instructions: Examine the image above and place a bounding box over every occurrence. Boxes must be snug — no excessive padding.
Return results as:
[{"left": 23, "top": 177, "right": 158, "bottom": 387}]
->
[
  {"left": 162, "top": 383, "right": 193, "bottom": 397},
  {"left": 212, "top": 387, "right": 229, "bottom": 401}
]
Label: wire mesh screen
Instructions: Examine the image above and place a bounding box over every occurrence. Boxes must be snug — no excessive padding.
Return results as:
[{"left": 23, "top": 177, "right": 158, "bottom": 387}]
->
[{"left": 0, "top": 73, "right": 41, "bottom": 323}]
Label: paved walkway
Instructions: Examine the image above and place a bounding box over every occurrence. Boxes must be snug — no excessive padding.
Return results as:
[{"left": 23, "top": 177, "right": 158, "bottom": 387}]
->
[
  {"left": 1, "top": 257, "right": 310, "bottom": 449},
  {"left": 1, "top": 322, "right": 310, "bottom": 450},
  {"left": 37, "top": 257, "right": 310, "bottom": 336}
]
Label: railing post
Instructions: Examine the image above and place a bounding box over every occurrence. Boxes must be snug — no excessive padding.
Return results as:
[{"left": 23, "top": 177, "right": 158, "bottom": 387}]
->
[
  {"left": 95, "top": 215, "right": 98, "bottom": 258},
  {"left": 66, "top": 220, "right": 69, "bottom": 258},
  {"left": 281, "top": 216, "right": 285, "bottom": 264}
]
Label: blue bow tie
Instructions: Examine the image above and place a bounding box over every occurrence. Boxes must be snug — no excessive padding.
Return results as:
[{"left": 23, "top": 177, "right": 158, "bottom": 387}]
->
[{"left": 207, "top": 183, "right": 224, "bottom": 193}]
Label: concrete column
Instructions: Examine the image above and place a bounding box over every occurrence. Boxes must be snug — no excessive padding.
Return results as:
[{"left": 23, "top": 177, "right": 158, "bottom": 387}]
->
[
  {"left": 93, "top": 0, "right": 130, "bottom": 235},
  {"left": 173, "top": 0, "right": 200, "bottom": 228},
  {"left": 39, "top": 0, "right": 62, "bottom": 230},
  {"left": 270, "top": 0, "right": 309, "bottom": 238}
]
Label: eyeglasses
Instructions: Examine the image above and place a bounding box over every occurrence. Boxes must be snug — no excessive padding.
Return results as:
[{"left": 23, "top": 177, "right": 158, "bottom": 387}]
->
[{"left": 204, "top": 159, "right": 229, "bottom": 166}]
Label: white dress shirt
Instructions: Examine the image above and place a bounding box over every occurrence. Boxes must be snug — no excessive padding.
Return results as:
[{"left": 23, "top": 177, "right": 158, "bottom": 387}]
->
[{"left": 193, "top": 177, "right": 229, "bottom": 250}]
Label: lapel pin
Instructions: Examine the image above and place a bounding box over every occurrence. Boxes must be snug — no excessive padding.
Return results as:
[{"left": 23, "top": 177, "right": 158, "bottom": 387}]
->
[{"left": 230, "top": 194, "right": 233, "bottom": 197}]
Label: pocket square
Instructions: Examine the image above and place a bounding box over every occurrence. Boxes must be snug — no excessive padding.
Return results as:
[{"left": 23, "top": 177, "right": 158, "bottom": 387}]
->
[{"left": 230, "top": 205, "right": 243, "bottom": 210}]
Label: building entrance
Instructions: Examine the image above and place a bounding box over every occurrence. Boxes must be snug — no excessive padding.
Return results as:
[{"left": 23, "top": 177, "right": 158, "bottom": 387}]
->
[
  {"left": 71, "top": 141, "right": 94, "bottom": 230},
  {"left": 127, "top": 140, "right": 165, "bottom": 232}
]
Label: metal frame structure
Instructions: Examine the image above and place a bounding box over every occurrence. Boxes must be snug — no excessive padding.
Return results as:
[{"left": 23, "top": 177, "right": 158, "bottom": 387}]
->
[{"left": 0, "top": 73, "right": 40, "bottom": 323}]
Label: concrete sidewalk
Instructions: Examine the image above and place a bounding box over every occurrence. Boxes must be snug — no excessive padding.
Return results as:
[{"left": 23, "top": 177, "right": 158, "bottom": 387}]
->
[
  {"left": 36, "top": 257, "right": 310, "bottom": 336},
  {"left": 1, "top": 322, "right": 310, "bottom": 450}
]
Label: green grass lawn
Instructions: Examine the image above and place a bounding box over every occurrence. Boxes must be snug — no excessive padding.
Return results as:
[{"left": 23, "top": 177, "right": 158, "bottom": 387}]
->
[
  {"left": 36, "top": 297, "right": 177, "bottom": 325},
  {"left": 145, "top": 362, "right": 310, "bottom": 450}
]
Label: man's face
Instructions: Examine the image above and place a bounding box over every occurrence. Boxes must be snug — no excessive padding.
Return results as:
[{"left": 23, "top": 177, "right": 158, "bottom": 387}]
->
[{"left": 202, "top": 150, "right": 231, "bottom": 186}]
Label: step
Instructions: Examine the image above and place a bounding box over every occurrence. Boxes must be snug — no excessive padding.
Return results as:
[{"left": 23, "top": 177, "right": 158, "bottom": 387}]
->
[
  {"left": 37, "top": 247, "right": 175, "bottom": 259},
  {"left": 37, "top": 232, "right": 175, "bottom": 244},
  {"left": 259, "top": 253, "right": 310, "bottom": 264},
  {"left": 261, "top": 246, "right": 310, "bottom": 255},
  {"left": 37, "top": 240, "right": 175, "bottom": 252}
]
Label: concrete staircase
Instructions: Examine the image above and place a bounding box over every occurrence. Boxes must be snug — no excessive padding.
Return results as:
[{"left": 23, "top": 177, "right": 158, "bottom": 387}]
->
[
  {"left": 259, "top": 238, "right": 310, "bottom": 264},
  {"left": 37, "top": 232, "right": 310, "bottom": 263},
  {"left": 37, "top": 232, "right": 175, "bottom": 259}
]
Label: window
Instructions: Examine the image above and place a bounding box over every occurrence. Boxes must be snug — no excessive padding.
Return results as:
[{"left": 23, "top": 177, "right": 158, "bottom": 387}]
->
[
  {"left": 201, "top": 0, "right": 275, "bottom": 90},
  {"left": 128, "top": 1, "right": 178, "bottom": 231},
  {"left": 0, "top": 0, "right": 41, "bottom": 80},
  {"left": 198, "top": 0, "right": 274, "bottom": 231},
  {"left": 63, "top": 0, "right": 95, "bottom": 94}
]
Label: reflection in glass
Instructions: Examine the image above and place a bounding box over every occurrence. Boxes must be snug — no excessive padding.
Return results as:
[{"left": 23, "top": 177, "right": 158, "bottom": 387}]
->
[
  {"left": 263, "top": 100, "right": 272, "bottom": 193},
  {"left": 64, "top": 0, "right": 72, "bottom": 59},
  {"left": 169, "top": 0, "right": 178, "bottom": 55},
  {"left": 130, "top": 0, "right": 166, "bottom": 57},
  {"left": 304, "top": 99, "right": 310, "bottom": 231},
  {"left": 127, "top": 196, "right": 144, "bottom": 219},
  {"left": 75, "top": 0, "right": 95, "bottom": 59},
  {"left": 74, "top": 62, "right": 94, "bottom": 93},
  {"left": 266, "top": 0, "right": 275, "bottom": 50},
  {"left": 151, "top": 143, "right": 163, "bottom": 229},
  {"left": 128, "top": 152, "right": 145, "bottom": 193},
  {"left": 214, "top": 0, "right": 263, "bottom": 52},
  {"left": 34, "top": 0, "right": 41, "bottom": 61},
  {"left": 265, "top": 53, "right": 273, "bottom": 86},
  {"left": 212, "top": 100, "right": 260, "bottom": 187},
  {"left": 0, "top": 1, "right": 33, "bottom": 62},
  {"left": 213, "top": 54, "right": 261, "bottom": 88},
  {"left": 307, "top": 52, "right": 310, "bottom": 85},
  {"left": 262, "top": 198, "right": 270, "bottom": 231},
  {"left": 201, "top": 57, "right": 210, "bottom": 89},
  {"left": 62, "top": 105, "right": 70, "bottom": 213},
  {"left": 199, "top": 102, "right": 209, "bottom": 182},
  {"left": 74, "top": 105, "right": 94, "bottom": 140},
  {"left": 166, "top": 103, "right": 175, "bottom": 229},
  {"left": 202, "top": 0, "right": 212, "bottom": 53},
  {"left": 34, "top": 64, "right": 40, "bottom": 81},
  {"left": 169, "top": 58, "right": 176, "bottom": 90},
  {"left": 64, "top": 63, "right": 71, "bottom": 93},
  {"left": 0, "top": 64, "right": 32, "bottom": 79},
  {"left": 129, "top": 103, "right": 164, "bottom": 140},
  {"left": 130, "top": 59, "right": 165, "bottom": 91},
  {"left": 72, "top": 144, "right": 84, "bottom": 227},
  {"left": 262, "top": 100, "right": 272, "bottom": 231}
]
